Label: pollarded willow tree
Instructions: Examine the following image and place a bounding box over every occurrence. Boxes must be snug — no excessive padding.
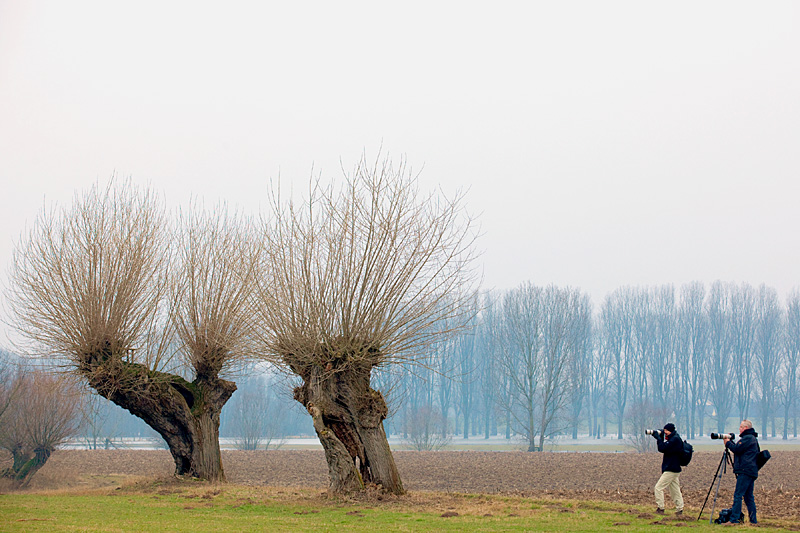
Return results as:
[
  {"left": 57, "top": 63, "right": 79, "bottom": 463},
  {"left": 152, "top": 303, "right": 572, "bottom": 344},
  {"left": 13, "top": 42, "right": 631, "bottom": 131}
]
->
[
  {"left": 5, "top": 182, "right": 258, "bottom": 481},
  {"left": 253, "top": 155, "right": 479, "bottom": 494},
  {"left": 0, "top": 366, "right": 80, "bottom": 487}
]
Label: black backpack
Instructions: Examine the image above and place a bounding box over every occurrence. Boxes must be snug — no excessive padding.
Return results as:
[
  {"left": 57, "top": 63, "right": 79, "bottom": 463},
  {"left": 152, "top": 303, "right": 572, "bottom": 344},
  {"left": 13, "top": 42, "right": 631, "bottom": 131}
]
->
[
  {"left": 680, "top": 440, "right": 694, "bottom": 466},
  {"left": 756, "top": 449, "right": 771, "bottom": 469}
]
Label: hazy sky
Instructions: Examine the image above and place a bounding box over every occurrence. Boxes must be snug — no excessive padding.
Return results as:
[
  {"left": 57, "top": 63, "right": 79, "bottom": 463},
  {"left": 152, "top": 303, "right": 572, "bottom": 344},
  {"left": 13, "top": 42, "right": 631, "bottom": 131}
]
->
[{"left": 1, "top": 1, "right": 799, "bottom": 335}]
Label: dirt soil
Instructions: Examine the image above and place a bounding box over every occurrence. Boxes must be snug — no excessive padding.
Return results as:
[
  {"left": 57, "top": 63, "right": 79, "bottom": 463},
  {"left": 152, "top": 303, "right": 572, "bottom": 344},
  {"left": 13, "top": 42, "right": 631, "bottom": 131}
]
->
[{"left": 5, "top": 449, "right": 800, "bottom": 521}]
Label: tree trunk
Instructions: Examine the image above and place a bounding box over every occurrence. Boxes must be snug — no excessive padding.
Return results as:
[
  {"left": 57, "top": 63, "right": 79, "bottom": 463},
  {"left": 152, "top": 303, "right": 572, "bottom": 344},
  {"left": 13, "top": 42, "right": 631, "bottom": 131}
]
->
[
  {"left": 293, "top": 361, "right": 404, "bottom": 495},
  {"left": 1, "top": 445, "right": 52, "bottom": 487},
  {"left": 82, "top": 352, "right": 234, "bottom": 481},
  {"left": 528, "top": 409, "right": 538, "bottom": 452}
]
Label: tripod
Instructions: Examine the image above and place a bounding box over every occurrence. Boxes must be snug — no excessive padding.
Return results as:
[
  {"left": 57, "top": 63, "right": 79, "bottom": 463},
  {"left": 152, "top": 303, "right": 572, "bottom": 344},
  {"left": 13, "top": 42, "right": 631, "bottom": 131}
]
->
[{"left": 697, "top": 447, "right": 734, "bottom": 523}]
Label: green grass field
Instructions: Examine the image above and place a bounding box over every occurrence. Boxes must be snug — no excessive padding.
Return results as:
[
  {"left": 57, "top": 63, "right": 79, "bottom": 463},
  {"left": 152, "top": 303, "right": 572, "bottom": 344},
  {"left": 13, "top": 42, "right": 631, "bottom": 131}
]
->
[{"left": 0, "top": 480, "right": 790, "bottom": 532}]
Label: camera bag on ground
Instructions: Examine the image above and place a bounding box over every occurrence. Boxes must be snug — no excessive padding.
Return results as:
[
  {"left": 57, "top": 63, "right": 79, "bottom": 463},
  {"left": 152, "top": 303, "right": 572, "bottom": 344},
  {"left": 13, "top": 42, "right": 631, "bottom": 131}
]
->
[
  {"left": 714, "top": 508, "right": 732, "bottom": 524},
  {"left": 680, "top": 440, "right": 694, "bottom": 466},
  {"left": 756, "top": 449, "right": 771, "bottom": 470}
]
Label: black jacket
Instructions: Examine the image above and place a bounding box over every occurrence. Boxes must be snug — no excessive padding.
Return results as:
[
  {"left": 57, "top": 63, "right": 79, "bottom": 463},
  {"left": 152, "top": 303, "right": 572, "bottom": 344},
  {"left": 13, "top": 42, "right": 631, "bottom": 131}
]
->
[
  {"left": 726, "top": 427, "right": 759, "bottom": 478},
  {"left": 656, "top": 431, "right": 683, "bottom": 473}
]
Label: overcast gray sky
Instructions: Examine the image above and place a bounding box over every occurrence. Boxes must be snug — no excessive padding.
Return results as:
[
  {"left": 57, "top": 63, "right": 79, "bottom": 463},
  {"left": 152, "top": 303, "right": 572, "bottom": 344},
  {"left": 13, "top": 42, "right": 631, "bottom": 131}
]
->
[{"left": 1, "top": 1, "right": 799, "bottom": 336}]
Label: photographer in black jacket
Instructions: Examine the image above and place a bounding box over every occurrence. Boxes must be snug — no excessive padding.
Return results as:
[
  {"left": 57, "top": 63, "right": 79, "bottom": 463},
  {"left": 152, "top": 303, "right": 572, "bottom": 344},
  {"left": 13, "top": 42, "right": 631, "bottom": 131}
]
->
[
  {"left": 722, "top": 420, "right": 759, "bottom": 525},
  {"left": 653, "top": 422, "right": 684, "bottom": 515}
]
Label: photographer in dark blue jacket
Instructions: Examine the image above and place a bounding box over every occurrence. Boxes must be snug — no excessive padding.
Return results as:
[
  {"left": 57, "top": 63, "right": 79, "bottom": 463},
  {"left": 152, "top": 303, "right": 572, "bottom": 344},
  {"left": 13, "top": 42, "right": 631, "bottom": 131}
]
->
[
  {"left": 653, "top": 423, "right": 684, "bottom": 515},
  {"left": 722, "top": 420, "right": 759, "bottom": 525}
]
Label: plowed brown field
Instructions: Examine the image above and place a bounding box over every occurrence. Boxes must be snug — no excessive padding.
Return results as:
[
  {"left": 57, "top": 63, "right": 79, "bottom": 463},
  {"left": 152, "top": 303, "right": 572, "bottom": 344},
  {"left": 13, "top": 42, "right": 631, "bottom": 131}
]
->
[{"left": 6, "top": 449, "right": 800, "bottom": 520}]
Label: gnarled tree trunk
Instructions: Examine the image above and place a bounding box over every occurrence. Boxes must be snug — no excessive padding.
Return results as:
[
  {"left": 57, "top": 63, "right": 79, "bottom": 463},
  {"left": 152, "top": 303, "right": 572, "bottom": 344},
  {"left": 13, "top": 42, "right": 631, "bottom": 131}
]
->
[
  {"left": 292, "top": 360, "right": 404, "bottom": 495},
  {"left": 1, "top": 445, "right": 52, "bottom": 488},
  {"left": 81, "top": 349, "right": 235, "bottom": 481}
]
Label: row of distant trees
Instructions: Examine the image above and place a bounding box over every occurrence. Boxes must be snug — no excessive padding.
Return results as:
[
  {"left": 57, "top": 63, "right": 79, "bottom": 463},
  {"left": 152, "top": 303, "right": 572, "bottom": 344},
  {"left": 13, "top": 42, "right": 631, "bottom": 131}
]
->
[{"left": 384, "top": 281, "right": 800, "bottom": 450}]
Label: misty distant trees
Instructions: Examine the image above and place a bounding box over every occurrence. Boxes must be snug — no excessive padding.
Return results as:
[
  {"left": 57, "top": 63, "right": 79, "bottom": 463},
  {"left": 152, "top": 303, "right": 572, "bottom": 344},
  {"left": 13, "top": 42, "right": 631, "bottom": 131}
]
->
[
  {"left": 492, "top": 284, "right": 591, "bottom": 451},
  {"left": 35, "top": 276, "right": 800, "bottom": 455},
  {"left": 384, "top": 280, "right": 800, "bottom": 446}
]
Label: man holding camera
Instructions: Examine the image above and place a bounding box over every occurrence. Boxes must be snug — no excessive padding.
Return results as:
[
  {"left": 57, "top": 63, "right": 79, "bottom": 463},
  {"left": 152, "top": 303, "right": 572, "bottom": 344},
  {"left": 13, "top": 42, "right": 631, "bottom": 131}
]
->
[
  {"left": 722, "top": 420, "right": 759, "bottom": 525},
  {"left": 652, "top": 422, "right": 684, "bottom": 515}
]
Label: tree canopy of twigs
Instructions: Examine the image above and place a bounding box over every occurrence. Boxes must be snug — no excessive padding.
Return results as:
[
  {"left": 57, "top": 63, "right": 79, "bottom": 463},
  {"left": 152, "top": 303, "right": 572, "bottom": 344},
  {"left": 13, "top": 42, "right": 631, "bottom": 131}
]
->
[
  {"left": 6, "top": 181, "right": 171, "bottom": 371},
  {"left": 172, "top": 203, "right": 261, "bottom": 379},
  {"left": 255, "top": 154, "right": 480, "bottom": 372}
]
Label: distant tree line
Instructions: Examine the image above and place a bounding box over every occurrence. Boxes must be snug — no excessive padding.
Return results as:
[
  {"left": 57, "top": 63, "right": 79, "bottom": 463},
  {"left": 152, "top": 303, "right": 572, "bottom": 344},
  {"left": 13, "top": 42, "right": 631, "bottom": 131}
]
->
[{"left": 385, "top": 281, "right": 800, "bottom": 447}]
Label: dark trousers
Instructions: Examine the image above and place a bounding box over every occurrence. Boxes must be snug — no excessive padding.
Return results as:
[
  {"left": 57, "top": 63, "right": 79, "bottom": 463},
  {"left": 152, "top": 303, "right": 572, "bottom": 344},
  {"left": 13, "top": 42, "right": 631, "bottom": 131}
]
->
[{"left": 730, "top": 473, "right": 757, "bottom": 524}]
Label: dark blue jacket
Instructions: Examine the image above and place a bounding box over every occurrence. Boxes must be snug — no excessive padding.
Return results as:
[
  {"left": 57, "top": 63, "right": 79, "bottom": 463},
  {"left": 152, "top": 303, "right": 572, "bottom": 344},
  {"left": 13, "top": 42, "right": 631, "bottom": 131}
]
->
[
  {"left": 656, "top": 431, "right": 683, "bottom": 473},
  {"left": 726, "top": 427, "right": 759, "bottom": 478}
]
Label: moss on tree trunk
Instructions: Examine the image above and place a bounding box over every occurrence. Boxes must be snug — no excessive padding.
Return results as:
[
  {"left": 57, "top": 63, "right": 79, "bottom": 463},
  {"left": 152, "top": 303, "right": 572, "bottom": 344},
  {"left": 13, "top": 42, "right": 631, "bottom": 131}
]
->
[
  {"left": 1, "top": 446, "right": 52, "bottom": 488},
  {"left": 81, "top": 349, "right": 234, "bottom": 481}
]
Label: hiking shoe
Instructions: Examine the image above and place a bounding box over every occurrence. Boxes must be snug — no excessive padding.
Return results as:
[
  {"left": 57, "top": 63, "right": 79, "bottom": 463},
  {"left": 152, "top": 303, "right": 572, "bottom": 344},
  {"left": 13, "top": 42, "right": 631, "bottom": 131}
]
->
[
  {"left": 675, "top": 510, "right": 683, "bottom": 516},
  {"left": 655, "top": 508, "right": 665, "bottom": 515}
]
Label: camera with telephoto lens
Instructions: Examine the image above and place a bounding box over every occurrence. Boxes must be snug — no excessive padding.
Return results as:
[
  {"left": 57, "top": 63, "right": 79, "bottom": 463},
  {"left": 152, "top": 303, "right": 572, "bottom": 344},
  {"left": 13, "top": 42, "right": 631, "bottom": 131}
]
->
[
  {"left": 645, "top": 429, "right": 662, "bottom": 437},
  {"left": 710, "top": 432, "right": 735, "bottom": 440}
]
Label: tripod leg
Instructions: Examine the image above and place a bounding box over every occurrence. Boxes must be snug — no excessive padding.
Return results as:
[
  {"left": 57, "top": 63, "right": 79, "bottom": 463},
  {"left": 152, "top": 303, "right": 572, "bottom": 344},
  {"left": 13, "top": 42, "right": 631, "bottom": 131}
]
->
[
  {"left": 697, "top": 451, "right": 727, "bottom": 521},
  {"left": 708, "top": 460, "right": 725, "bottom": 524}
]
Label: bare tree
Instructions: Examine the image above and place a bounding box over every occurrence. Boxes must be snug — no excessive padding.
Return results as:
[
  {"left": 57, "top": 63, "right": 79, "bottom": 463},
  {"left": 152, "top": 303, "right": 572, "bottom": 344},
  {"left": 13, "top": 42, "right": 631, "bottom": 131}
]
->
[
  {"left": 0, "top": 350, "right": 20, "bottom": 424},
  {"left": 625, "top": 399, "right": 671, "bottom": 453},
  {"left": 0, "top": 367, "right": 79, "bottom": 487},
  {"left": 565, "top": 290, "right": 593, "bottom": 439},
  {"left": 496, "top": 283, "right": 544, "bottom": 451},
  {"left": 476, "top": 292, "right": 500, "bottom": 439},
  {"left": 455, "top": 302, "right": 479, "bottom": 439},
  {"left": 225, "top": 375, "right": 286, "bottom": 450},
  {"left": 496, "top": 284, "right": 589, "bottom": 451},
  {"left": 534, "top": 286, "right": 590, "bottom": 451},
  {"left": 677, "top": 282, "right": 708, "bottom": 439},
  {"left": 253, "top": 154, "right": 479, "bottom": 494},
  {"left": 402, "top": 406, "right": 451, "bottom": 451},
  {"left": 706, "top": 281, "right": 736, "bottom": 432},
  {"left": 588, "top": 321, "right": 611, "bottom": 438},
  {"left": 79, "top": 392, "right": 125, "bottom": 449},
  {"left": 781, "top": 290, "right": 800, "bottom": 439},
  {"left": 6, "top": 182, "right": 258, "bottom": 481},
  {"left": 754, "top": 284, "right": 782, "bottom": 438},
  {"left": 601, "top": 288, "right": 634, "bottom": 439},
  {"left": 730, "top": 283, "right": 756, "bottom": 420}
]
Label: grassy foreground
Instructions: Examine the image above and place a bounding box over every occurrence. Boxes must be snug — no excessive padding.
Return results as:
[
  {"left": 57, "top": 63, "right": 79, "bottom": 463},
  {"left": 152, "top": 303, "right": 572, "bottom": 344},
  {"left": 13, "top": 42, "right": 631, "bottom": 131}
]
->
[{"left": 0, "top": 479, "right": 788, "bottom": 532}]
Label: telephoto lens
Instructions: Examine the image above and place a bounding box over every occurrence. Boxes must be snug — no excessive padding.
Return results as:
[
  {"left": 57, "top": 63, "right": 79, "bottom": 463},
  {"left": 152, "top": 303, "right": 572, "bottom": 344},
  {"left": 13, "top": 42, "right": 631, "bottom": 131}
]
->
[
  {"left": 645, "top": 429, "right": 661, "bottom": 437},
  {"left": 710, "top": 432, "right": 735, "bottom": 440}
]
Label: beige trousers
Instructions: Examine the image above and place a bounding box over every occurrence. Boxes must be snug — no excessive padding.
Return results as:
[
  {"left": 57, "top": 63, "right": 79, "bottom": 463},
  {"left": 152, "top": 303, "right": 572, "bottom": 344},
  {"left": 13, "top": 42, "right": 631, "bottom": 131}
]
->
[{"left": 654, "top": 471, "right": 683, "bottom": 511}]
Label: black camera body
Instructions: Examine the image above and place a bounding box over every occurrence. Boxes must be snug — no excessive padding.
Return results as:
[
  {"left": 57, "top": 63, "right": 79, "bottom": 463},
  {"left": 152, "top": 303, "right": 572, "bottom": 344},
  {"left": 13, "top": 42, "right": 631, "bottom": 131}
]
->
[
  {"left": 645, "top": 429, "right": 662, "bottom": 438},
  {"left": 710, "top": 432, "right": 735, "bottom": 440}
]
